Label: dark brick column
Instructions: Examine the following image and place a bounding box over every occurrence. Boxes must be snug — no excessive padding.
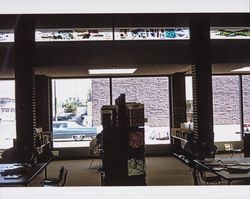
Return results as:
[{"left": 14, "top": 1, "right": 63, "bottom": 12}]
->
[
  {"left": 190, "top": 16, "right": 215, "bottom": 157},
  {"left": 35, "top": 75, "right": 52, "bottom": 132},
  {"left": 170, "top": 72, "right": 187, "bottom": 128},
  {"left": 14, "top": 15, "right": 36, "bottom": 162}
]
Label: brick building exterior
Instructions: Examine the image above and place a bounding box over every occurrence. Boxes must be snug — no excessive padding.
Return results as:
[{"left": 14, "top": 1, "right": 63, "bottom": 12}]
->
[
  {"left": 212, "top": 75, "right": 250, "bottom": 125},
  {"left": 92, "top": 77, "right": 169, "bottom": 127},
  {"left": 212, "top": 76, "right": 241, "bottom": 125},
  {"left": 91, "top": 75, "right": 250, "bottom": 127},
  {"left": 91, "top": 78, "right": 110, "bottom": 127},
  {"left": 243, "top": 76, "right": 250, "bottom": 124}
]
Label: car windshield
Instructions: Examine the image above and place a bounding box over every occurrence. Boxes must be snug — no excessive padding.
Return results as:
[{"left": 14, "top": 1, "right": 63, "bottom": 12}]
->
[
  {"left": 53, "top": 121, "right": 84, "bottom": 129},
  {"left": 53, "top": 123, "right": 67, "bottom": 128}
]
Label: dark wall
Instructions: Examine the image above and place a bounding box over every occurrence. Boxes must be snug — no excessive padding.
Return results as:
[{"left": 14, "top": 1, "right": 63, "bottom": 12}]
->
[{"left": 170, "top": 73, "right": 187, "bottom": 128}]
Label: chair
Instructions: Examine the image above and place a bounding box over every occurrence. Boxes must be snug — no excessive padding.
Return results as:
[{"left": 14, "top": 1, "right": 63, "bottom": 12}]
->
[
  {"left": 40, "top": 166, "right": 68, "bottom": 186},
  {"left": 89, "top": 138, "right": 102, "bottom": 169},
  {"left": 192, "top": 168, "right": 202, "bottom": 185},
  {"left": 224, "top": 143, "right": 242, "bottom": 158},
  {"left": 0, "top": 147, "right": 18, "bottom": 163},
  {"left": 192, "top": 166, "right": 223, "bottom": 185},
  {"left": 199, "top": 171, "right": 223, "bottom": 185}
]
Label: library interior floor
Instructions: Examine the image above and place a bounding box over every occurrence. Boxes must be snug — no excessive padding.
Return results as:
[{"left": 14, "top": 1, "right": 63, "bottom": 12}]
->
[{"left": 27, "top": 155, "right": 250, "bottom": 187}]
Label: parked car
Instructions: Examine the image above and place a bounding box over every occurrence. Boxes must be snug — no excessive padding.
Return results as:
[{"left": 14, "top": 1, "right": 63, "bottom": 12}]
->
[
  {"left": 69, "top": 113, "right": 86, "bottom": 126},
  {"left": 53, "top": 121, "right": 97, "bottom": 141},
  {"left": 56, "top": 113, "right": 75, "bottom": 121}
]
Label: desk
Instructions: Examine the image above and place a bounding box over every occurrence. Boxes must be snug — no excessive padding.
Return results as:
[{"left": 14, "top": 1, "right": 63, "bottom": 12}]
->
[
  {"left": 194, "top": 158, "right": 250, "bottom": 185},
  {"left": 0, "top": 161, "right": 50, "bottom": 186}
]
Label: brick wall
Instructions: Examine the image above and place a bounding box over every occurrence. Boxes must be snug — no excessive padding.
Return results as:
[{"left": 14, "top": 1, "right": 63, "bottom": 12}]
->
[
  {"left": 192, "top": 63, "right": 213, "bottom": 142},
  {"left": 243, "top": 76, "right": 250, "bottom": 123},
  {"left": 92, "top": 75, "right": 249, "bottom": 127},
  {"left": 212, "top": 76, "right": 240, "bottom": 125},
  {"left": 91, "top": 79, "right": 110, "bottom": 126},
  {"left": 92, "top": 77, "right": 169, "bottom": 127},
  {"left": 35, "top": 75, "right": 52, "bottom": 132}
]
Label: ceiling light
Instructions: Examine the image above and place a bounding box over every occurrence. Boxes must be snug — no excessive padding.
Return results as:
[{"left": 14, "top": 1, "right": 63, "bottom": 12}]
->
[
  {"left": 88, "top": 68, "right": 137, "bottom": 75},
  {"left": 231, "top": 67, "right": 250, "bottom": 72}
]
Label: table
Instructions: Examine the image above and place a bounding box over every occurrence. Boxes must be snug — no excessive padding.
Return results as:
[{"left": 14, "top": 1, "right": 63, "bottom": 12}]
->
[
  {"left": 0, "top": 161, "right": 50, "bottom": 186},
  {"left": 194, "top": 158, "right": 250, "bottom": 185}
]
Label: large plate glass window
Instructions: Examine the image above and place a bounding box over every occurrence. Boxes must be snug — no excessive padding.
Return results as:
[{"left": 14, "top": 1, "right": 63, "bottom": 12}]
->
[
  {"left": 52, "top": 78, "right": 110, "bottom": 148},
  {"left": 185, "top": 76, "right": 193, "bottom": 123},
  {"left": 0, "top": 80, "right": 16, "bottom": 149},
  {"left": 112, "top": 77, "right": 170, "bottom": 145},
  {"left": 212, "top": 76, "right": 241, "bottom": 141},
  {"left": 242, "top": 75, "right": 250, "bottom": 133},
  {"left": 36, "top": 28, "right": 113, "bottom": 42}
]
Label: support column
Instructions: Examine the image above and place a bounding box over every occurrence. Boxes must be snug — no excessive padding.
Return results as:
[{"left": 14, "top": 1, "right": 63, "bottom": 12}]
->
[
  {"left": 190, "top": 16, "right": 215, "bottom": 158},
  {"left": 14, "top": 15, "right": 36, "bottom": 162},
  {"left": 35, "top": 75, "right": 52, "bottom": 132},
  {"left": 170, "top": 72, "right": 187, "bottom": 128}
]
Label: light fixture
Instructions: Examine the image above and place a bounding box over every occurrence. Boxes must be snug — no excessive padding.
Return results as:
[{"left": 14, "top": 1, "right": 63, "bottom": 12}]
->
[
  {"left": 88, "top": 68, "right": 137, "bottom": 75},
  {"left": 231, "top": 67, "right": 250, "bottom": 72}
]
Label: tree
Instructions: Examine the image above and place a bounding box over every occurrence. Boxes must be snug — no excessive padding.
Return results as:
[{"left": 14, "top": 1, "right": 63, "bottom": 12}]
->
[{"left": 63, "top": 101, "right": 77, "bottom": 113}]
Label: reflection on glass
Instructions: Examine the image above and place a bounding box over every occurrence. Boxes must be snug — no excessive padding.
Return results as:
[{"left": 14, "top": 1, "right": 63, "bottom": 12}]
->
[
  {"left": 52, "top": 78, "right": 109, "bottom": 148},
  {"left": 0, "top": 80, "right": 16, "bottom": 149},
  {"left": 212, "top": 76, "right": 241, "bottom": 141},
  {"left": 112, "top": 77, "right": 170, "bottom": 145}
]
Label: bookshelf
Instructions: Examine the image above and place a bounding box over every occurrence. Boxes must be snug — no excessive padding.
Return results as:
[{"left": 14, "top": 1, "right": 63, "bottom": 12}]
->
[
  {"left": 101, "top": 94, "right": 146, "bottom": 186},
  {"left": 171, "top": 128, "right": 194, "bottom": 167}
]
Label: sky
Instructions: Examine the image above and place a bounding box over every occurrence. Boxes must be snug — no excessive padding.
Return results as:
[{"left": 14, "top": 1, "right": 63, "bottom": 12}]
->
[
  {"left": 185, "top": 77, "right": 193, "bottom": 100},
  {"left": 0, "top": 79, "right": 91, "bottom": 101},
  {"left": 0, "top": 80, "right": 15, "bottom": 99},
  {"left": 53, "top": 79, "right": 92, "bottom": 103},
  {"left": 0, "top": 79, "right": 192, "bottom": 101}
]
